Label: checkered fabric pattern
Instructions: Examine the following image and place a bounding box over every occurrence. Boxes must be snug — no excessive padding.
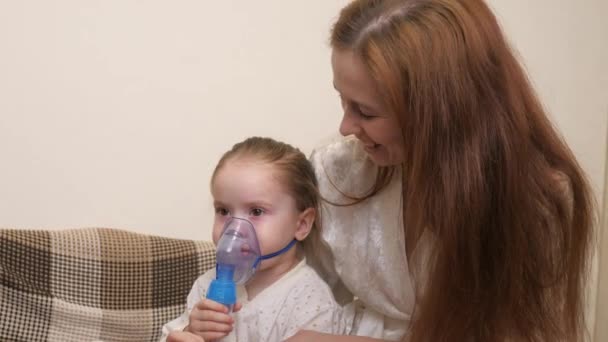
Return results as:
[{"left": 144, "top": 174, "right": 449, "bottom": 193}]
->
[{"left": 0, "top": 228, "right": 216, "bottom": 342}]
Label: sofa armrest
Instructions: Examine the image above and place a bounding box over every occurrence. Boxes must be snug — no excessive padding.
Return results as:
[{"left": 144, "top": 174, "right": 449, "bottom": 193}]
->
[{"left": 0, "top": 228, "right": 215, "bottom": 342}]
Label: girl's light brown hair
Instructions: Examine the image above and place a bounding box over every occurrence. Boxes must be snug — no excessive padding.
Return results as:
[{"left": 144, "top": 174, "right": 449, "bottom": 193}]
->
[
  {"left": 331, "top": 0, "right": 594, "bottom": 341},
  {"left": 211, "top": 137, "right": 321, "bottom": 257}
]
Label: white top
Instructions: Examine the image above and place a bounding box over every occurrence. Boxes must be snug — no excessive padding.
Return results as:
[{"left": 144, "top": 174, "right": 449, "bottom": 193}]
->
[
  {"left": 160, "top": 258, "right": 349, "bottom": 342},
  {"left": 309, "top": 136, "right": 427, "bottom": 341}
]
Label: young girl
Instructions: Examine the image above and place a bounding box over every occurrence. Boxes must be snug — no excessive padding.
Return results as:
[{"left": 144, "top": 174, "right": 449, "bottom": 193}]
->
[{"left": 161, "top": 137, "right": 348, "bottom": 342}]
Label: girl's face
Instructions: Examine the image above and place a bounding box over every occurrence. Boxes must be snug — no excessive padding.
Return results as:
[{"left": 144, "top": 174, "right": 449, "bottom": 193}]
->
[
  {"left": 211, "top": 158, "right": 311, "bottom": 269},
  {"left": 332, "top": 48, "right": 405, "bottom": 166}
]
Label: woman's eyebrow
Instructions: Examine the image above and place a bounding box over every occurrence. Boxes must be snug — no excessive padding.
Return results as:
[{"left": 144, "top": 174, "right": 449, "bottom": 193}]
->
[{"left": 334, "top": 87, "right": 380, "bottom": 114}]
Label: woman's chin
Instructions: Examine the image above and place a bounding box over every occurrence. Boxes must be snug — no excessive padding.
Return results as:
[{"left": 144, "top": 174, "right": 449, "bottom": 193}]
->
[{"left": 366, "top": 150, "right": 402, "bottom": 167}]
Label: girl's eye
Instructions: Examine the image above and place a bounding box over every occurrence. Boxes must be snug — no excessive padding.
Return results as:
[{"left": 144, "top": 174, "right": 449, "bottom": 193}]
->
[
  {"left": 250, "top": 208, "right": 264, "bottom": 217},
  {"left": 215, "top": 208, "right": 230, "bottom": 216}
]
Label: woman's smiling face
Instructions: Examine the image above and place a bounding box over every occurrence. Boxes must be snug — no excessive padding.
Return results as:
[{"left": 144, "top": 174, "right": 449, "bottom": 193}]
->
[{"left": 332, "top": 48, "right": 405, "bottom": 166}]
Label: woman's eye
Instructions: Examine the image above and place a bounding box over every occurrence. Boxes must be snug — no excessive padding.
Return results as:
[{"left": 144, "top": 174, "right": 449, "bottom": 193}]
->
[
  {"left": 355, "top": 106, "right": 375, "bottom": 120},
  {"left": 250, "top": 208, "right": 264, "bottom": 217},
  {"left": 215, "top": 208, "right": 229, "bottom": 216},
  {"left": 359, "top": 111, "right": 374, "bottom": 120}
]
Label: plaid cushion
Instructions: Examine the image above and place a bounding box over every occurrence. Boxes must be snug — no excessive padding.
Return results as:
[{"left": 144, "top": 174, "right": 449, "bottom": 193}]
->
[{"left": 0, "top": 228, "right": 215, "bottom": 342}]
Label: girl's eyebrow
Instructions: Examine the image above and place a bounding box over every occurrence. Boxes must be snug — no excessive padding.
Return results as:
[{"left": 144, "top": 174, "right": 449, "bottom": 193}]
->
[
  {"left": 212, "top": 199, "right": 273, "bottom": 208},
  {"left": 244, "top": 200, "right": 273, "bottom": 209},
  {"left": 212, "top": 200, "right": 226, "bottom": 207}
]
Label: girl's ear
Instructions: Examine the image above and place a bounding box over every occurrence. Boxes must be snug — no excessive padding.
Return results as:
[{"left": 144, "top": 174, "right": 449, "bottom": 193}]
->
[{"left": 294, "top": 208, "right": 316, "bottom": 241}]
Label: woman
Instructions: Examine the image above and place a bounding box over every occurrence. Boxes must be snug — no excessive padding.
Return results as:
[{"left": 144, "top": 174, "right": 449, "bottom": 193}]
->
[
  {"left": 169, "top": 0, "right": 594, "bottom": 341},
  {"left": 292, "top": 0, "right": 594, "bottom": 341}
]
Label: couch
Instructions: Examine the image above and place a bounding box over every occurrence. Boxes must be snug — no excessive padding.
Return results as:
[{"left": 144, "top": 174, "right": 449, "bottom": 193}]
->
[{"left": 0, "top": 228, "right": 216, "bottom": 342}]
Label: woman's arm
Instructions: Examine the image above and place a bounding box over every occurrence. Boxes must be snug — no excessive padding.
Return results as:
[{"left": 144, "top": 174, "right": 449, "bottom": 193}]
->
[{"left": 286, "top": 330, "right": 386, "bottom": 342}]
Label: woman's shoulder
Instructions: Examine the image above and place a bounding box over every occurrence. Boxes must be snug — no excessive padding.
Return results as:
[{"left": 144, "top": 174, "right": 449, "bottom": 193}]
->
[
  {"left": 309, "top": 136, "right": 377, "bottom": 198},
  {"left": 310, "top": 136, "right": 365, "bottom": 169}
]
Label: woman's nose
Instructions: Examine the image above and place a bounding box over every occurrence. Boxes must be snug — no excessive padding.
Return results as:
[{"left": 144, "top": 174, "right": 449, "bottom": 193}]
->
[{"left": 339, "top": 111, "right": 360, "bottom": 137}]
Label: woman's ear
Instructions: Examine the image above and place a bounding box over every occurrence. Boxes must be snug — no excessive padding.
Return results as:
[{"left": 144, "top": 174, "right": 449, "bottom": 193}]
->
[{"left": 294, "top": 208, "right": 316, "bottom": 241}]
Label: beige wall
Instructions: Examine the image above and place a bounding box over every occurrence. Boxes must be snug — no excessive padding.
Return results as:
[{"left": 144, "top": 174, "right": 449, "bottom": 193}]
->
[
  {"left": 1, "top": 0, "right": 606, "bottom": 339},
  {"left": 0, "top": 0, "right": 349, "bottom": 239}
]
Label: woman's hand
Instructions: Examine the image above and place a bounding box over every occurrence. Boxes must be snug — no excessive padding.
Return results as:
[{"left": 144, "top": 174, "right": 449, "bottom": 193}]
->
[
  {"left": 285, "top": 330, "right": 317, "bottom": 341},
  {"left": 286, "top": 330, "right": 385, "bottom": 342},
  {"left": 184, "top": 298, "right": 242, "bottom": 341}
]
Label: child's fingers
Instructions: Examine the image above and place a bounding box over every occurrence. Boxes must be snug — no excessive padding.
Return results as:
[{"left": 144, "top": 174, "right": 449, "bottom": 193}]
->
[
  {"left": 233, "top": 302, "right": 243, "bottom": 312},
  {"left": 166, "top": 331, "right": 206, "bottom": 342},
  {"left": 191, "top": 308, "right": 234, "bottom": 325},
  {"left": 188, "top": 318, "right": 233, "bottom": 341},
  {"left": 195, "top": 298, "right": 230, "bottom": 313},
  {"left": 199, "top": 320, "right": 233, "bottom": 333},
  {"left": 188, "top": 298, "right": 235, "bottom": 339},
  {"left": 200, "top": 331, "right": 229, "bottom": 341},
  {"left": 189, "top": 319, "right": 233, "bottom": 334}
]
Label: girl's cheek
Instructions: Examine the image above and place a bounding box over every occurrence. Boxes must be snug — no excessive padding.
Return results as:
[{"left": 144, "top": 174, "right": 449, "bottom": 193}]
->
[
  {"left": 214, "top": 215, "right": 229, "bottom": 227},
  {"left": 211, "top": 229, "right": 222, "bottom": 245},
  {"left": 248, "top": 215, "right": 265, "bottom": 224},
  {"left": 212, "top": 219, "right": 227, "bottom": 244}
]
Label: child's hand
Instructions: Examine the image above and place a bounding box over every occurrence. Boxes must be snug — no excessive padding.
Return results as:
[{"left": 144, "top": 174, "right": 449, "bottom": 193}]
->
[
  {"left": 184, "top": 298, "right": 242, "bottom": 341},
  {"left": 167, "top": 331, "right": 206, "bottom": 342}
]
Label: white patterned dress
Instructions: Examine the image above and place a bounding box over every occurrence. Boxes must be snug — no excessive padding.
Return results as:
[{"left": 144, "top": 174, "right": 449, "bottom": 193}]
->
[
  {"left": 308, "top": 136, "right": 429, "bottom": 341},
  {"left": 160, "top": 258, "right": 349, "bottom": 342}
]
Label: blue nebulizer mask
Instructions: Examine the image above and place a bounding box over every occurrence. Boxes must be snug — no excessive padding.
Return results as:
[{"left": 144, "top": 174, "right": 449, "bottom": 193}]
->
[{"left": 206, "top": 217, "right": 297, "bottom": 311}]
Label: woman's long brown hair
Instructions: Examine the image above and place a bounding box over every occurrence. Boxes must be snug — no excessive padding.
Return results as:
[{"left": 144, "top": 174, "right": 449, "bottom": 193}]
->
[{"left": 330, "top": 0, "right": 595, "bottom": 341}]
